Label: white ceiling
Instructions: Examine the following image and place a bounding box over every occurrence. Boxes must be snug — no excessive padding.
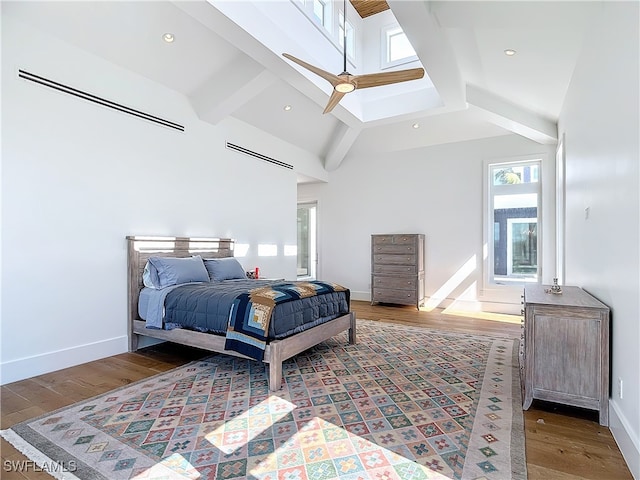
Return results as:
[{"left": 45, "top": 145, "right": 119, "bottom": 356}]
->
[{"left": 4, "top": 0, "right": 600, "bottom": 178}]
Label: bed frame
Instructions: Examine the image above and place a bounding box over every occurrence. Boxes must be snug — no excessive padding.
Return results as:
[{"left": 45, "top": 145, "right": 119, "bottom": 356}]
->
[{"left": 127, "top": 236, "right": 356, "bottom": 391}]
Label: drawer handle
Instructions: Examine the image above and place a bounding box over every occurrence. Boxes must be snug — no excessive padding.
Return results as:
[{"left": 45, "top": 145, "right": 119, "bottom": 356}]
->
[
  {"left": 407, "top": 294, "right": 411, "bottom": 297},
  {"left": 521, "top": 309, "right": 525, "bottom": 315},
  {"left": 407, "top": 257, "right": 411, "bottom": 261}
]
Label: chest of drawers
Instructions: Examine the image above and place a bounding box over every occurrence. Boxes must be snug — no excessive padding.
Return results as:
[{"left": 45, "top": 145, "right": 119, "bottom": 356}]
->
[
  {"left": 522, "top": 284, "right": 610, "bottom": 425},
  {"left": 371, "top": 234, "right": 425, "bottom": 309}
]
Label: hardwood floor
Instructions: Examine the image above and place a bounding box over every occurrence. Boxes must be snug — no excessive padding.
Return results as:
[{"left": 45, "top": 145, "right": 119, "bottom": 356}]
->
[{"left": 1, "top": 300, "right": 632, "bottom": 479}]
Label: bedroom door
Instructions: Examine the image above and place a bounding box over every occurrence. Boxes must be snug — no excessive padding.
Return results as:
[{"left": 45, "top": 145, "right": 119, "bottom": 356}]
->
[{"left": 297, "top": 202, "right": 317, "bottom": 279}]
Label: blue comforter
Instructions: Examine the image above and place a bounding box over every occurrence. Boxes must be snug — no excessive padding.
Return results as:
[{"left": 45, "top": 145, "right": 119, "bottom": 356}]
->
[{"left": 138, "top": 279, "right": 349, "bottom": 340}]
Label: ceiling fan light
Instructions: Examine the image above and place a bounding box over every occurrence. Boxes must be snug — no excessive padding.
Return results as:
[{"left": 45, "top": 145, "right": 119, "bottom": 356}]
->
[{"left": 335, "top": 82, "right": 355, "bottom": 93}]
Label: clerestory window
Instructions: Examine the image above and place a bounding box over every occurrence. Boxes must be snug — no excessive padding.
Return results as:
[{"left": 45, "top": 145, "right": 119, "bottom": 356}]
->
[
  {"left": 381, "top": 25, "right": 418, "bottom": 69},
  {"left": 312, "top": 0, "right": 331, "bottom": 31}
]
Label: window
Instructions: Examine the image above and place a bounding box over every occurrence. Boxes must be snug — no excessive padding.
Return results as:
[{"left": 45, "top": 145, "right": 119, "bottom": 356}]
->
[
  {"left": 381, "top": 25, "right": 417, "bottom": 69},
  {"left": 312, "top": 0, "right": 331, "bottom": 30},
  {"left": 338, "top": 10, "right": 355, "bottom": 59},
  {"left": 487, "top": 160, "right": 541, "bottom": 284},
  {"left": 290, "top": 0, "right": 357, "bottom": 64},
  {"left": 297, "top": 202, "right": 317, "bottom": 279}
]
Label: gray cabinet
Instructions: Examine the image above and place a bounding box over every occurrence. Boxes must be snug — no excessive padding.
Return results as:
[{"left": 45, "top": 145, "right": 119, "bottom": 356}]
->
[
  {"left": 371, "top": 234, "right": 425, "bottom": 309},
  {"left": 523, "top": 284, "right": 610, "bottom": 426}
]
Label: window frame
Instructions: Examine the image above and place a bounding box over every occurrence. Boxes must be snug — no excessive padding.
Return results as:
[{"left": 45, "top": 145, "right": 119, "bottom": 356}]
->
[
  {"left": 555, "top": 135, "right": 565, "bottom": 285},
  {"left": 482, "top": 156, "right": 543, "bottom": 296},
  {"left": 312, "top": 0, "right": 331, "bottom": 31},
  {"left": 380, "top": 23, "right": 418, "bottom": 69}
]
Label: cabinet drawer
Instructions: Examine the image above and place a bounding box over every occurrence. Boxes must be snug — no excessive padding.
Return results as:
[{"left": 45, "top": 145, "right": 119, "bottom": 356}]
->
[
  {"left": 373, "top": 288, "right": 417, "bottom": 304},
  {"left": 373, "top": 264, "right": 417, "bottom": 274},
  {"left": 373, "top": 254, "right": 416, "bottom": 266},
  {"left": 372, "top": 234, "right": 416, "bottom": 246},
  {"left": 372, "top": 275, "right": 417, "bottom": 289},
  {"left": 372, "top": 244, "right": 416, "bottom": 254},
  {"left": 392, "top": 235, "right": 416, "bottom": 245}
]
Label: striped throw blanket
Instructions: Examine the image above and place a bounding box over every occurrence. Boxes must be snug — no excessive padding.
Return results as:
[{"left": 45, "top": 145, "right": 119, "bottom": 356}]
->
[{"left": 225, "top": 281, "right": 348, "bottom": 361}]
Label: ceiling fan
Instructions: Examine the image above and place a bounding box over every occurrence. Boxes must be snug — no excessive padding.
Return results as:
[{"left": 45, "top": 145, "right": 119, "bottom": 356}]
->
[{"left": 283, "top": 0, "right": 425, "bottom": 114}]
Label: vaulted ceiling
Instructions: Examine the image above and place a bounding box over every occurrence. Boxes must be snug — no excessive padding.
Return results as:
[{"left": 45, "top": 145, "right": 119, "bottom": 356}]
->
[{"left": 4, "top": 1, "right": 600, "bottom": 179}]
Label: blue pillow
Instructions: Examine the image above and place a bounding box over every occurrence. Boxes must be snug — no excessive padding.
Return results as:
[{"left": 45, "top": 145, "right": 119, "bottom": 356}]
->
[
  {"left": 145, "top": 255, "right": 210, "bottom": 289},
  {"left": 204, "top": 257, "right": 247, "bottom": 281}
]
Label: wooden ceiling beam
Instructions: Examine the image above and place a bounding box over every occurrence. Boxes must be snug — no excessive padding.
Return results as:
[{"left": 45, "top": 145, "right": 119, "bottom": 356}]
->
[{"left": 350, "top": 0, "right": 389, "bottom": 18}]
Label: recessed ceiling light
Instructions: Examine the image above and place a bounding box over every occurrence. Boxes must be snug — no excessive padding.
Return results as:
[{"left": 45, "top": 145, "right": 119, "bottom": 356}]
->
[
  {"left": 412, "top": 123, "right": 420, "bottom": 129},
  {"left": 504, "top": 49, "right": 516, "bottom": 56},
  {"left": 162, "top": 33, "right": 175, "bottom": 43},
  {"left": 283, "top": 105, "right": 292, "bottom": 111}
]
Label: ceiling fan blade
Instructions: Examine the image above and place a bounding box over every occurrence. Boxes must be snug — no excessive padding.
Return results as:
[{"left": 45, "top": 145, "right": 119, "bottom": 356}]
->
[
  {"left": 323, "top": 90, "right": 347, "bottom": 114},
  {"left": 353, "top": 67, "right": 425, "bottom": 89},
  {"left": 283, "top": 53, "right": 341, "bottom": 86}
]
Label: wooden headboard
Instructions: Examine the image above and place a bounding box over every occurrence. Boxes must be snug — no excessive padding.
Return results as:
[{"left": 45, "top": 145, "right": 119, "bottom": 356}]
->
[{"left": 126, "top": 236, "right": 235, "bottom": 339}]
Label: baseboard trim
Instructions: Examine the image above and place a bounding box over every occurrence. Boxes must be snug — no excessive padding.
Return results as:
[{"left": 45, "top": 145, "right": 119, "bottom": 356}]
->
[
  {"left": 434, "top": 298, "right": 521, "bottom": 315},
  {"left": 610, "top": 400, "right": 640, "bottom": 479},
  {"left": 0, "top": 336, "right": 128, "bottom": 385},
  {"left": 351, "top": 292, "right": 521, "bottom": 315},
  {"left": 350, "top": 290, "right": 370, "bottom": 302}
]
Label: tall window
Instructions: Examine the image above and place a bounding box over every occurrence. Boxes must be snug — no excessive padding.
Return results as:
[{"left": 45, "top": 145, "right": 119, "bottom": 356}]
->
[
  {"left": 487, "top": 160, "right": 541, "bottom": 284},
  {"left": 297, "top": 202, "right": 317, "bottom": 279}
]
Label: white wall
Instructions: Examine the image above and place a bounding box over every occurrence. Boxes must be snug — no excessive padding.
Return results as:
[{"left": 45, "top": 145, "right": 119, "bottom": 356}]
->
[
  {"left": 0, "top": 16, "right": 320, "bottom": 384},
  {"left": 298, "top": 134, "right": 556, "bottom": 313},
  {"left": 558, "top": 2, "right": 640, "bottom": 476}
]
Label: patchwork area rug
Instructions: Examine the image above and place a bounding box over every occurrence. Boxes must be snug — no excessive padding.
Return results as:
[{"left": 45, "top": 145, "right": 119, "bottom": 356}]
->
[{"left": 2, "top": 320, "right": 526, "bottom": 480}]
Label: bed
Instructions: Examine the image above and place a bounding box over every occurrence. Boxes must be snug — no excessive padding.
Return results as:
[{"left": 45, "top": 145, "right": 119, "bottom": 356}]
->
[{"left": 127, "top": 236, "right": 356, "bottom": 391}]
